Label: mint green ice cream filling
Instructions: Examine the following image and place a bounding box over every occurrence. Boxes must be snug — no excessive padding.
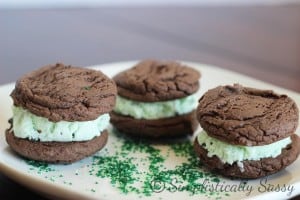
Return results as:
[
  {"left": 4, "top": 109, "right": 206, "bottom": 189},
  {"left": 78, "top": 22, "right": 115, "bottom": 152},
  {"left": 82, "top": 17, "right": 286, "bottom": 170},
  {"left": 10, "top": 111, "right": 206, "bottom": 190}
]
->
[
  {"left": 197, "top": 130, "right": 291, "bottom": 167},
  {"left": 12, "top": 106, "right": 110, "bottom": 142},
  {"left": 113, "top": 94, "right": 197, "bottom": 120}
]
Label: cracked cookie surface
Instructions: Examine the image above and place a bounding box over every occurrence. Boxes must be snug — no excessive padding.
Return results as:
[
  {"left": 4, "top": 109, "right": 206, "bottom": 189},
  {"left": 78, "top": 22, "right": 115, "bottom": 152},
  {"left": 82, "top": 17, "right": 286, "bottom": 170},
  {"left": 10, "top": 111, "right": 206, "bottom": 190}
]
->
[
  {"left": 197, "top": 84, "right": 299, "bottom": 146},
  {"left": 11, "top": 63, "right": 117, "bottom": 122},
  {"left": 113, "top": 60, "right": 201, "bottom": 102}
]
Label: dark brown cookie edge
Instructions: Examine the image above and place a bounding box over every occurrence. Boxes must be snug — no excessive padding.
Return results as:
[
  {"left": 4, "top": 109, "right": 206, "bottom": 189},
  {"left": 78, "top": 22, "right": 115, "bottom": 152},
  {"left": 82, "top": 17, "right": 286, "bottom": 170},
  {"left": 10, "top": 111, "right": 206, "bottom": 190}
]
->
[
  {"left": 193, "top": 134, "right": 300, "bottom": 179},
  {"left": 110, "top": 110, "right": 198, "bottom": 138},
  {"left": 5, "top": 129, "right": 108, "bottom": 164}
]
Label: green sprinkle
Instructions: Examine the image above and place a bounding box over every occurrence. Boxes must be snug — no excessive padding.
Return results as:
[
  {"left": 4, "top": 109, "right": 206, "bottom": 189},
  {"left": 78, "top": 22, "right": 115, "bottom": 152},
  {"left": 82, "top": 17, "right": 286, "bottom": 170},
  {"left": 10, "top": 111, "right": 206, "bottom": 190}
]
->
[
  {"left": 170, "top": 141, "right": 194, "bottom": 157},
  {"left": 88, "top": 133, "right": 227, "bottom": 198},
  {"left": 212, "top": 177, "right": 221, "bottom": 183},
  {"left": 24, "top": 129, "right": 229, "bottom": 198},
  {"left": 25, "top": 159, "right": 55, "bottom": 173},
  {"left": 92, "top": 155, "right": 138, "bottom": 194},
  {"left": 83, "top": 86, "right": 91, "bottom": 90}
]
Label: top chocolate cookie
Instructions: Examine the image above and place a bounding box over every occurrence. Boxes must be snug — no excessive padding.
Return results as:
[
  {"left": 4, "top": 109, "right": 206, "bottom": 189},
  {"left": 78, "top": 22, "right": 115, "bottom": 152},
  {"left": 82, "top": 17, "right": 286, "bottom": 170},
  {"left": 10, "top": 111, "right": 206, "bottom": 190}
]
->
[
  {"left": 197, "top": 84, "right": 299, "bottom": 146},
  {"left": 12, "top": 63, "right": 117, "bottom": 122},
  {"left": 113, "top": 60, "right": 201, "bottom": 102}
]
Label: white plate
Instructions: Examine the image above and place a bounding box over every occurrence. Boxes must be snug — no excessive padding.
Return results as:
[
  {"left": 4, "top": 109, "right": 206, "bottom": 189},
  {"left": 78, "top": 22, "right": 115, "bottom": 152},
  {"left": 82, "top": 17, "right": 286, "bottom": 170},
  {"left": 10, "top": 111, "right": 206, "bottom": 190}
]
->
[{"left": 1, "top": 61, "right": 300, "bottom": 200}]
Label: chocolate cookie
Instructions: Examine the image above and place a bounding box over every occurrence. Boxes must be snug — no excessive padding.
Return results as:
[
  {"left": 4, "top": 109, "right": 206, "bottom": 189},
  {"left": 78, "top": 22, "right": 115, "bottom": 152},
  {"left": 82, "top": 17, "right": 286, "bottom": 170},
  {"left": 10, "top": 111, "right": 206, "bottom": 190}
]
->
[
  {"left": 6, "top": 63, "right": 116, "bottom": 163},
  {"left": 6, "top": 129, "right": 108, "bottom": 164},
  {"left": 194, "top": 134, "right": 300, "bottom": 179},
  {"left": 11, "top": 63, "right": 117, "bottom": 122},
  {"left": 110, "top": 60, "right": 200, "bottom": 138},
  {"left": 113, "top": 60, "right": 200, "bottom": 102},
  {"left": 110, "top": 110, "right": 198, "bottom": 138},
  {"left": 197, "top": 84, "right": 298, "bottom": 146},
  {"left": 194, "top": 84, "right": 300, "bottom": 179}
]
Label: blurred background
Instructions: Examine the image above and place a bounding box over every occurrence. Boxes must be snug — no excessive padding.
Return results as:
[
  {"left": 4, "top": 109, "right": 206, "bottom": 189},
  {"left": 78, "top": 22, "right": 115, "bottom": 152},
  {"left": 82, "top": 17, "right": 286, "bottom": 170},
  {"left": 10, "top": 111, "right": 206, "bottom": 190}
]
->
[
  {"left": 1, "top": 0, "right": 300, "bottom": 92},
  {"left": 1, "top": 0, "right": 298, "bottom": 8}
]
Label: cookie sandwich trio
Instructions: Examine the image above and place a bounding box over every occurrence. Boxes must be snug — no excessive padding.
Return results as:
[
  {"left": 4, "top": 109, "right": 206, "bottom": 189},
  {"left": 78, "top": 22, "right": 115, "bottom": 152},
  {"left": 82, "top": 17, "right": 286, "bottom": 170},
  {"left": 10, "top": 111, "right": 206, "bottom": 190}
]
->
[{"left": 5, "top": 61, "right": 300, "bottom": 179}]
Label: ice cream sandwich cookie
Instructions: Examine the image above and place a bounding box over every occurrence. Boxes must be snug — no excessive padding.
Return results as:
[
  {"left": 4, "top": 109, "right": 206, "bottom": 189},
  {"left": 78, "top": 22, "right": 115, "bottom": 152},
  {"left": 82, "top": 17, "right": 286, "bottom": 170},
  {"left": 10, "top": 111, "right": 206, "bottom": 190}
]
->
[
  {"left": 194, "top": 84, "right": 300, "bottom": 178},
  {"left": 5, "top": 63, "right": 117, "bottom": 163},
  {"left": 110, "top": 60, "right": 201, "bottom": 138}
]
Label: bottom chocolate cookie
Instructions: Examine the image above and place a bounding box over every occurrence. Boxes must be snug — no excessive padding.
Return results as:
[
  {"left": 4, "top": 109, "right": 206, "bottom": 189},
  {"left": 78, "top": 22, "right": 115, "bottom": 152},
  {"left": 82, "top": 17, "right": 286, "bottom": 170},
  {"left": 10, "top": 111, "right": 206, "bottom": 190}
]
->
[
  {"left": 5, "top": 130, "right": 108, "bottom": 164},
  {"left": 110, "top": 110, "right": 198, "bottom": 138},
  {"left": 194, "top": 134, "right": 300, "bottom": 179}
]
